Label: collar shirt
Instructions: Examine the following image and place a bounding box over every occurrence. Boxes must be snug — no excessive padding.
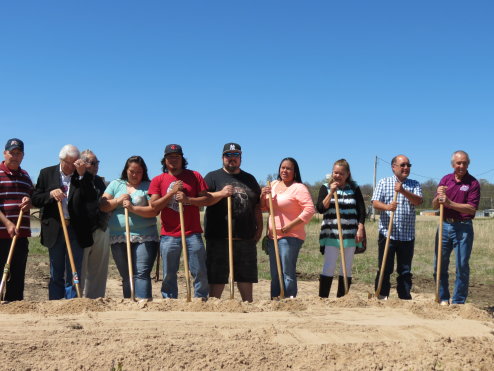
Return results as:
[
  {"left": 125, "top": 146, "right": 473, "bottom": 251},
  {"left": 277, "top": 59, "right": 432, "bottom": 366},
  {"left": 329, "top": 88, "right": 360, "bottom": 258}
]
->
[
  {"left": 371, "top": 175, "right": 422, "bottom": 241},
  {"left": 0, "top": 161, "right": 33, "bottom": 238},
  {"left": 59, "top": 164, "right": 72, "bottom": 219},
  {"left": 437, "top": 172, "right": 480, "bottom": 221}
]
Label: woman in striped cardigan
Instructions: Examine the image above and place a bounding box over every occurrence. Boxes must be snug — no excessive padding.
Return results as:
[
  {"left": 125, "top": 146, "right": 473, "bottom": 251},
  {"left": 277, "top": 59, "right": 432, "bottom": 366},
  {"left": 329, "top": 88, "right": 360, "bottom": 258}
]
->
[{"left": 317, "top": 159, "right": 366, "bottom": 298}]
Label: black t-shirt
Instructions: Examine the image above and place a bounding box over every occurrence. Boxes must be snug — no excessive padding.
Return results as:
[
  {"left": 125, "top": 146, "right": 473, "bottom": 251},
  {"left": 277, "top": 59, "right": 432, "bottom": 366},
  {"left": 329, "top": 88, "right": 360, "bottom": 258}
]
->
[{"left": 204, "top": 168, "right": 261, "bottom": 240}]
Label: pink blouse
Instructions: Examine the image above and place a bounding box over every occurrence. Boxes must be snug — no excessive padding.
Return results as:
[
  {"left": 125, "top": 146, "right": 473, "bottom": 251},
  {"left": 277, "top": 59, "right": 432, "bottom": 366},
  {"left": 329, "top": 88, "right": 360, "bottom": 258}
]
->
[{"left": 263, "top": 180, "right": 315, "bottom": 240}]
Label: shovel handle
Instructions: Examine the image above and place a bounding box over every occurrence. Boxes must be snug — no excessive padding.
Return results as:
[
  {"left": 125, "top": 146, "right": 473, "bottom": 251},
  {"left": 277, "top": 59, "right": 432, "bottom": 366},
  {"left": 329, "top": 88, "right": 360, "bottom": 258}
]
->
[
  {"left": 0, "top": 209, "right": 24, "bottom": 299},
  {"left": 227, "top": 196, "right": 234, "bottom": 299},
  {"left": 435, "top": 204, "right": 444, "bottom": 303},
  {"left": 334, "top": 192, "right": 349, "bottom": 295},
  {"left": 124, "top": 208, "right": 136, "bottom": 301},
  {"left": 267, "top": 181, "right": 284, "bottom": 299},
  {"left": 374, "top": 191, "right": 398, "bottom": 298},
  {"left": 179, "top": 202, "right": 192, "bottom": 302},
  {"left": 57, "top": 201, "right": 81, "bottom": 298}
]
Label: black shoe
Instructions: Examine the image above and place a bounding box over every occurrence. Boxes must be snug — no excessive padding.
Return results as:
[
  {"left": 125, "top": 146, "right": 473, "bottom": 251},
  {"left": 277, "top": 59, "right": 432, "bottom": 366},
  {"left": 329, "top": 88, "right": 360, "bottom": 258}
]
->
[
  {"left": 337, "top": 276, "right": 352, "bottom": 298},
  {"left": 319, "top": 275, "right": 333, "bottom": 298}
]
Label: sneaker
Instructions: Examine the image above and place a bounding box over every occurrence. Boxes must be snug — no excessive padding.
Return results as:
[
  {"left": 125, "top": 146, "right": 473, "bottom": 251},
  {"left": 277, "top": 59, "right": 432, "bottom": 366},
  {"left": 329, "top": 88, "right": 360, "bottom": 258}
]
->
[
  {"left": 377, "top": 295, "right": 388, "bottom": 300},
  {"left": 440, "top": 300, "right": 449, "bottom": 306}
]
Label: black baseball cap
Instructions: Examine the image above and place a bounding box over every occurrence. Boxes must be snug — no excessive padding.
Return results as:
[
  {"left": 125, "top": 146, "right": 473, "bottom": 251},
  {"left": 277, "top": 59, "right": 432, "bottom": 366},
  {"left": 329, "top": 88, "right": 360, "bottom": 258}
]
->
[
  {"left": 164, "top": 144, "right": 183, "bottom": 155},
  {"left": 5, "top": 138, "right": 24, "bottom": 152},
  {"left": 222, "top": 143, "right": 242, "bottom": 154}
]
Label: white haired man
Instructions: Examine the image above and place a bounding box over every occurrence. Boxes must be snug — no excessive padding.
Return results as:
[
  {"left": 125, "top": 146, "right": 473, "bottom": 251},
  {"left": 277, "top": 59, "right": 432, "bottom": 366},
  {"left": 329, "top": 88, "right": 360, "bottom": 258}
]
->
[
  {"left": 432, "top": 150, "right": 480, "bottom": 305},
  {"left": 32, "top": 144, "right": 97, "bottom": 299},
  {"left": 80, "top": 149, "right": 110, "bottom": 298}
]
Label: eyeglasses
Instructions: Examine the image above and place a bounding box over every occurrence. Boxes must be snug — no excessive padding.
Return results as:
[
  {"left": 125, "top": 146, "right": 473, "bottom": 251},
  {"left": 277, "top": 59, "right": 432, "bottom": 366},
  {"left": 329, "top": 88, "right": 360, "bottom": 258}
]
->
[
  {"left": 398, "top": 163, "right": 412, "bottom": 168},
  {"left": 87, "top": 160, "right": 100, "bottom": 166},
  {"left": 224, "top": 152, "right": 241, "bottom": 158}
]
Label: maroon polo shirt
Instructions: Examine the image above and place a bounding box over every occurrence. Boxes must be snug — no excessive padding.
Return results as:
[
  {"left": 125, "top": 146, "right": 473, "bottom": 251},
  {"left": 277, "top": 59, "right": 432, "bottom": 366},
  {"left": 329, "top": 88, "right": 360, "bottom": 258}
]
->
[
  {"left": 0, "top": 161, "right": 33, "bottom": 238},
  {"left": 437, "top": 172, "right": 480, "bottom": 221}
]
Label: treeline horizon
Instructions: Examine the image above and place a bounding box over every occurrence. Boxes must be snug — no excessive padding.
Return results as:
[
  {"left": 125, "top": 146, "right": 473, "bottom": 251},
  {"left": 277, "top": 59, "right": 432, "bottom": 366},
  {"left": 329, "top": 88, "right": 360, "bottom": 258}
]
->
[{"left": 261, "top": 174, "right": 494, "bottom": 212}]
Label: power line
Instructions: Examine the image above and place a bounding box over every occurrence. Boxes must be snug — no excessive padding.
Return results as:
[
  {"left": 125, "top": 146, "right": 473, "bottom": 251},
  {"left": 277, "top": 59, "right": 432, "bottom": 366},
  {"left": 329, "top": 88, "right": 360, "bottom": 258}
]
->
[{"left": 376, "top": 156, "right": 440, "bottom": 181}]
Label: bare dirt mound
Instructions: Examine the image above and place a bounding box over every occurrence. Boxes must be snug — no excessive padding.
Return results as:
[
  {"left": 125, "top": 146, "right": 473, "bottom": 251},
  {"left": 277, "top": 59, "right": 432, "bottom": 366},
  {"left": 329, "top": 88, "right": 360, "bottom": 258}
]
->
[{"left": 1, "top": 279, "right": 493, "bottom": 370}]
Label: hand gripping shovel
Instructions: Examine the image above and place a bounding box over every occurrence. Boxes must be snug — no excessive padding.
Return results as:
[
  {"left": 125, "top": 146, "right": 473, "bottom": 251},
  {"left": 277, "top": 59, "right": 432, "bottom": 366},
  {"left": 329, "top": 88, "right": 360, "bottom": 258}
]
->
[
  {"left": 124, "top": 208, "right": 136, "bottom": 301},
  {"left": 178, "top": 201, "right": 192, "bottom": 302},
  {"left": 267, "top": 181, "right": 285, "bottom": 299},
  {"left": 333, "top": 191, "right": 349, "bottom": 295},
  {"left": 435, "top": 204, "right": 444, "bottom": 303},
  {"left": 369, "top": 191, "right": 398, "bottom": 299},
  {"left": 227, "top": 196, "right": 234, "bottom": 299},
  {"left": 57, "top": 201, "right": 81, "bottom": 298},
  {"left": 0, "top": 210, "right": 24, "bottom": 300}
]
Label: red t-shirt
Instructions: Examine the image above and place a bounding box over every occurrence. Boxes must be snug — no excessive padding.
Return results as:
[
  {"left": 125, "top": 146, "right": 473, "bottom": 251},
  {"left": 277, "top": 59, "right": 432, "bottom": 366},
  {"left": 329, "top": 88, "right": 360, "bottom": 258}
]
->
[{"left": 148, "top": 170, "right": 207, "bottom": 237}]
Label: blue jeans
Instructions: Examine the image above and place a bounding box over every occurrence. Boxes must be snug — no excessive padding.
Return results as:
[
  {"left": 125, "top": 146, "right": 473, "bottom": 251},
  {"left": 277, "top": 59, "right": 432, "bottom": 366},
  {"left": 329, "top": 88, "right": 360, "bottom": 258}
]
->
[
  {"left": 160, "top": 234, "right": 208, "bottom": 299},
  {"left": 48, "top": 226, "right": 84, "bottom": 300},
  {"left": 267, "top": 237, "right": 303, "bottom": 298},
  {"left": 374, "top": 234, "right": 414, "bottom": 299},
  {"left": 111, "top": 241, "right": 158, "bottom": 299},
  {"left": 434, "top": 220, "right": 474, "bottom": 304}
]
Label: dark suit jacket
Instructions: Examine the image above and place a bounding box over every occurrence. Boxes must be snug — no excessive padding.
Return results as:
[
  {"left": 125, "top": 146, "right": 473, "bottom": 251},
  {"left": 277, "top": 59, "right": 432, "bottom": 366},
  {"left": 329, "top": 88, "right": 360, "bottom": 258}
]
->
[{"left": 32, "top": 164, "right": 97, "bottom": 248}]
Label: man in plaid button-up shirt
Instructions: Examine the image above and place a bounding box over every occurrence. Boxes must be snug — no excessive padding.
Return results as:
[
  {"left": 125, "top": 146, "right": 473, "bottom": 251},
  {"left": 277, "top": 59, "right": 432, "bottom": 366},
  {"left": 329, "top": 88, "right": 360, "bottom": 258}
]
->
[{"left": 371, "top": 155, "right": 423, "bottom": 300}]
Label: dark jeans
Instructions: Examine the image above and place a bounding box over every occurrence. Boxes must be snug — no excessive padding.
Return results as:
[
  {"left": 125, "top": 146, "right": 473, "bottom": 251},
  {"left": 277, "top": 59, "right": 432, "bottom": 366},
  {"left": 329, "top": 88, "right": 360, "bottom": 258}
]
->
[
  {"left": 0, "top": 237, "right": 29, "bottom": 301},
  {"left": 374, "top": 234, "right": 414, "bottom": 299},
  {"left": 48, "top": 226, "right": 84, "bottom": 300}
]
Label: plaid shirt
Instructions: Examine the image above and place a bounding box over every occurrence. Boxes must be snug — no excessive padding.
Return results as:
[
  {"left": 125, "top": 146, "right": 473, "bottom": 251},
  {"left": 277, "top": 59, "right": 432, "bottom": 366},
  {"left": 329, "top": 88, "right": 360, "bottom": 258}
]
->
[{"left": 371, "top": 176, "right": 422, "bottom": 241}]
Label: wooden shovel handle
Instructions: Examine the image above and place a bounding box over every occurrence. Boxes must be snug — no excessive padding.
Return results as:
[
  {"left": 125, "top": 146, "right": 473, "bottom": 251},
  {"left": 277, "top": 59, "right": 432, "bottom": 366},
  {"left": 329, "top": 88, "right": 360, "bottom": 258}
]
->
[
  {"left": 57, "top": 201, "right": 81, "bottom": 298},
  {"left": 0, "top": 210, "right": 24, "bottom": 299},
  {"left": 267, "top": 181, "right": 285, "bottom": 299},
  {"left": 334, "top": 192, "right": 349, "bottom": 295},
  {"left": 375, "top": 191, "right": 398, "bottom": 297}
]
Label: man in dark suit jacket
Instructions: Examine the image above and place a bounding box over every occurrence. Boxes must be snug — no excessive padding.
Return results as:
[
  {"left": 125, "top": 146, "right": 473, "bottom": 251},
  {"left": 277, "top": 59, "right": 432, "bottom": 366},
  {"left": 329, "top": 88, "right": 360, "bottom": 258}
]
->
[{"left": 32, "top": 144, "right": 97, "bottom": 299}]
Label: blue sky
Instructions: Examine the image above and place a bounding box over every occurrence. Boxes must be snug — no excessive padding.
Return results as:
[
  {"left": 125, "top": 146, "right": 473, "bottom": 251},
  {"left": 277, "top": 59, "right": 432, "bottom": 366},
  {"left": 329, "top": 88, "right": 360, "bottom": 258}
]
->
[{"left": 1, "top": 1, "right": 493, "bottom": 187}]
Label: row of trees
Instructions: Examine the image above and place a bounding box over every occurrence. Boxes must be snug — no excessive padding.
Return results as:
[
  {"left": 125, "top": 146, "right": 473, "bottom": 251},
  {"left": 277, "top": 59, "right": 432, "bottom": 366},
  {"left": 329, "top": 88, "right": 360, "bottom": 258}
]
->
[{"left": 263, "top": 175, "right": 494, "bottom": 212}]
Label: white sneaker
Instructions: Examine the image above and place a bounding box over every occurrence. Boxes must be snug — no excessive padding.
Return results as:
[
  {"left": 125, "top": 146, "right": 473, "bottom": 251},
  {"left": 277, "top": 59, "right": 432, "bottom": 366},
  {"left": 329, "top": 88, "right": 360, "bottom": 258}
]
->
[
  {"left": 377, "top": 295, "right": 388, "bottom": 300},
  {"left": 440, "top": 300, "right": 449, "bottom": 306}
]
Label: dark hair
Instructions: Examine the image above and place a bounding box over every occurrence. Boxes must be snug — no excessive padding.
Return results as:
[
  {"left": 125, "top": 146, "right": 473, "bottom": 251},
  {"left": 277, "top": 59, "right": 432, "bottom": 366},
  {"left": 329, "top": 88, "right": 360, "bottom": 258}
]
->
[
  {"left": 277, "top": 157, "right": 302, "bottom": 183},
  {"left": 161, "top": 155, "right": 188, "bottom": 173},
  {"left": 120, "top": 155, "right": 150, "bottom": 182}
]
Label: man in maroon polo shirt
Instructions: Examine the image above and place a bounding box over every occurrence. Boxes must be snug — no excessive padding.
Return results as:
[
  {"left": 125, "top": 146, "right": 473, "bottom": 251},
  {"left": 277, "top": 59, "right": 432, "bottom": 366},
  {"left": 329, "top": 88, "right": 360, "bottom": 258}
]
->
[
  {"left": 0, "top": 138, "right": 33, "bottom": 301},
  {"left": 432, "top": 150, "right": 480, "bottom": 305}
]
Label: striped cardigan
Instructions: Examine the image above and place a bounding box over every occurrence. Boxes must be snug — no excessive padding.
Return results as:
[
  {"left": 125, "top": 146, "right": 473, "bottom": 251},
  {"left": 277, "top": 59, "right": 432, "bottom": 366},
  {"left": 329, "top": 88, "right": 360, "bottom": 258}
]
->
[{"left": 316, "top": 183, "right": 366, "bottom": 248}]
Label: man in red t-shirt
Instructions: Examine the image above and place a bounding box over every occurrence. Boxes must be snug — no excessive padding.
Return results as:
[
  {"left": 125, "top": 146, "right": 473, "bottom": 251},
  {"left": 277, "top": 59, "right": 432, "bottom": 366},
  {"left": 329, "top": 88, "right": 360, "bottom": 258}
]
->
[{"left": 149, "top": 144, "right": 210, "bottom": 299}]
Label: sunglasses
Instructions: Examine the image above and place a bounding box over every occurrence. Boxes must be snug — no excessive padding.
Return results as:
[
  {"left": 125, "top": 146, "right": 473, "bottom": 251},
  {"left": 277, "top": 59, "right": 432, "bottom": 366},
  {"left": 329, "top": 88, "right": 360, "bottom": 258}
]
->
[
  {"left": 398, "top": 163, "right": 412, "bottom": 168},
  {"left": 86, "top": 160, "right": 100, "bottom": 166},
  {"left": 224, "top": 152, "right": 241, "bottom": 158}
]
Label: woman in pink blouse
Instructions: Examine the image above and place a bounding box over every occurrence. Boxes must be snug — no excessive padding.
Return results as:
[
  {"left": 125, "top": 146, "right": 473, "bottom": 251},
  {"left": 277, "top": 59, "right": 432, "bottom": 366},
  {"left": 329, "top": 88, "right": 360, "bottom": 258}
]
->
[{"left": 260, "top": 157, "right": 315, "bottom": 298}]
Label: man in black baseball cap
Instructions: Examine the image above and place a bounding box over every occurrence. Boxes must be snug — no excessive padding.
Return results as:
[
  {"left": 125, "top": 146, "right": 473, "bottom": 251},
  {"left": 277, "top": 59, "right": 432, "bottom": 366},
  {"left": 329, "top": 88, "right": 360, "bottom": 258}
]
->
[
  {"left": 5, "top": 138, "right": 24, "bottom": 152},
  {"left": 203, "top": 142, "right": 262, "bottom": 302}
]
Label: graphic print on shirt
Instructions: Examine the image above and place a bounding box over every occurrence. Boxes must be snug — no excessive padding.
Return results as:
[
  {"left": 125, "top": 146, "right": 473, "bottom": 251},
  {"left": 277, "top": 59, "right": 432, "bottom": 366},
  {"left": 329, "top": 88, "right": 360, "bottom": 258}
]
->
[
  {"left": 232, "top": 182, "right": 250, "bottom": 218},
  {"left": 166, "top": 181, "right": 179, "bottom": 212}
]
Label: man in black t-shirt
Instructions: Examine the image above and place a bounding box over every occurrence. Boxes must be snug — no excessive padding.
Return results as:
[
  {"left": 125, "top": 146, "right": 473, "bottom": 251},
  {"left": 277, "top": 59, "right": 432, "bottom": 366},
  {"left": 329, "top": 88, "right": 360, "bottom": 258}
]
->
[{"left": 204, "top": 143, "right": 262, "bottom": 302}]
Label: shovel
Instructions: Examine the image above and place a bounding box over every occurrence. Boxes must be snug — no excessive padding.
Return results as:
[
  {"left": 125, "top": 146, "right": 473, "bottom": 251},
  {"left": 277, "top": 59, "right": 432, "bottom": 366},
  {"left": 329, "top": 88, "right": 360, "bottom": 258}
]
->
[
  {"left": 0, "top": 210, "right": 24, "bottom": 300},
  {"left": 369, "top": 191, "right": 398, "bottom": 299},
  {"left": 267, "top": 181, "right": 285, "bottom": 299},
  {"left": 57, "top": 201, "right": 81, "bottom": 298},
  {"left": 435, "top": 204, "right": 444, "bottom": 303},
  {"left": 227, "top": 196, "right": 234, "bottom": 299},
  {"left": 178, "top": 201, "right": 192, "bottom": 302},
  {"left": 124, "top": 208, "right": 136, "bottom": 301},
  {"left": 333, "top": 191, "right": 349, "bottom": 295}
]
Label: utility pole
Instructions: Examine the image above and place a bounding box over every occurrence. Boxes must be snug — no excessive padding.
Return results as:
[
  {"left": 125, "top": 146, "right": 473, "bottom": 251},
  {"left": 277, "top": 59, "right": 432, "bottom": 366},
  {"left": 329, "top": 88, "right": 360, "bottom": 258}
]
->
[{"left": 372, "top": 156, "right": 377, "bottom": 221}]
